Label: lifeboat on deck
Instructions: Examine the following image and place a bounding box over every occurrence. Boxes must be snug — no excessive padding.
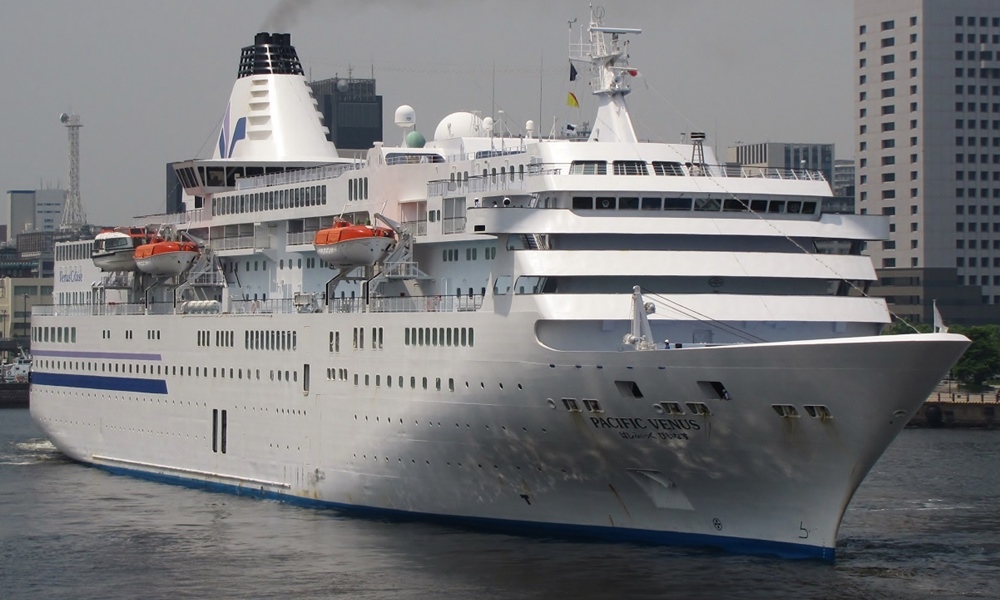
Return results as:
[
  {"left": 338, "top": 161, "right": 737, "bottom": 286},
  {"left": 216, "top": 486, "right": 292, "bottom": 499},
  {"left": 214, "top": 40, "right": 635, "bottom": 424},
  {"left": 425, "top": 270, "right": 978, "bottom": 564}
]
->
[
  {"left": 134, "top": 240, "right": 200, "bottom": 276},
  {"left": 313, "top": 220, "right": 396, "bottom": 267},
  {"left": 92, "top": 227, "right": 155, "bottom": 272}
]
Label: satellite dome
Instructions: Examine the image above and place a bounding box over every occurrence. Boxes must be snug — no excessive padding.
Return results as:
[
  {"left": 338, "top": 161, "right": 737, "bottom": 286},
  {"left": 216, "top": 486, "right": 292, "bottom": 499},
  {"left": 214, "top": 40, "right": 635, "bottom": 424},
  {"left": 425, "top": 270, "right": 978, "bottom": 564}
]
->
[
  {"left": 394, "top": 105, "right": 416, "bottom": 128},
  {"left": 336, "top": 79, "right": 348, "bottom": 92},
  {"left": 433, "top": 111, "right": 484, "bottom": 140},
  {"left": 405, "top": 130, "right": 426, "bottom": 148}
]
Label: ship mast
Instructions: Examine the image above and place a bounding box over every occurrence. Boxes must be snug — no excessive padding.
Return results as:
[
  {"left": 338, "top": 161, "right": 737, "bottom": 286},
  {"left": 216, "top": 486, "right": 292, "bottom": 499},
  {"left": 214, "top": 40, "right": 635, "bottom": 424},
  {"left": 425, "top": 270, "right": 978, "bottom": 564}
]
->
[{"left": 568, "top": 6, "right": 641, "bottom": 143}]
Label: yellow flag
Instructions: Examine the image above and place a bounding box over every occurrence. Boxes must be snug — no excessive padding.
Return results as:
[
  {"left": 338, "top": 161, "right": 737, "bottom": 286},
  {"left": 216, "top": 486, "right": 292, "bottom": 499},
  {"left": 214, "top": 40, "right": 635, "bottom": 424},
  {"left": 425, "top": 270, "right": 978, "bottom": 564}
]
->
[{"left": 567, "top": 92, "right": 579, "bottom": 108}]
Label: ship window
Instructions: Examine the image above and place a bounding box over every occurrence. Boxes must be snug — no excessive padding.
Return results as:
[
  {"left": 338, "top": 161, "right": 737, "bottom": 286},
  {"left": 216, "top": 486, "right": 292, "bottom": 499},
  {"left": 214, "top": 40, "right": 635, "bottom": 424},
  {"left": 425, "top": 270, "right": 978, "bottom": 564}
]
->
[
  {"left": 663, "top": 197, "right": 691, "bottom": 211},
  {"left": 641, "top": 197, "right": 662, "bottom": 210},
  {"left": 750, "top": 200, "right": 768, "bottom": 212},
  {"left": 802, "top": 201, "right": 818, "bottom": 214},
  {"left": 569, "top": 161, "right": 607, "bottom": 175},
  {"left": 596, "top": 197, "right": 615, "bottom": 210},
  {"left": 422, "top": 377, "right": 428, "bottom": 390},
  {"left": 613, "top": 161, "right": 648, "bottom": 176},
  {"left": 723, "top": 199, "right": 748, "bottom": 212},
  {"left": 205, "top": 167, "right": 225, "bottom": 187},
  {"left": 619, "top": 197, "right": 640, "bottom": 209},
  {"left": 572, "top": 196, "right": 594, "bottom": 210},
  {"left": 614, "top": 380, "right": 644, "bottom": 398},
  {"left": 652, "top": 161, "right": 686, "bottom": 176},
  {"left": 694, "top": 197, "right": 721, "bottom": 211},
  {"left": 410, "top": 376, "right": 416, "bottom": 388}
]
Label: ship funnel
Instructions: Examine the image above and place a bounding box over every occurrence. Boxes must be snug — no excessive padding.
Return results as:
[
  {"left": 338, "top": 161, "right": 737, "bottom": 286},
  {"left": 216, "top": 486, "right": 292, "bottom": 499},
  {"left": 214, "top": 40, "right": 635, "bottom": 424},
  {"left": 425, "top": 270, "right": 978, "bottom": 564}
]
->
[
  {"left": 238, "top": 32, "right": 304, "bottom": 78},
  {"left": 213, "top": 32, "right": 340, "bottom": 162}
]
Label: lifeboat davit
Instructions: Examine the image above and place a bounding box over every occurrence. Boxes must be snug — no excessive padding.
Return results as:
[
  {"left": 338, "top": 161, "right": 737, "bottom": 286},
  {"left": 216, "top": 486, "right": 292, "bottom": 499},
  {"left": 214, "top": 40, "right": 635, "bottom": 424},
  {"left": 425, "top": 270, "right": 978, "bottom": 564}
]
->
[
  {"left": 313, "top": 220, "right": 396, "bottom": 267},
  {"left": 92, "top": 227, "right": 154, "bottom": 272},
  {"left": 134, "top": 241, "right": 199, "bottom": 276}
]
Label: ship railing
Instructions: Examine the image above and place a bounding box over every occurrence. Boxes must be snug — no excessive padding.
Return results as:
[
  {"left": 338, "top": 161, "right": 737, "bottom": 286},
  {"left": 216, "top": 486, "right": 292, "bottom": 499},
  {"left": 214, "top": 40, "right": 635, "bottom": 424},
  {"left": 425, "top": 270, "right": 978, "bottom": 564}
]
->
[
  {"left": 209, "top": 235, "right": 265, "bottom": 251},
  {"left": 428, "top": 176, "right": 529, "bottom": 197},
  {"left": 140, "top": 208, "right": 204, "bottom": 226},
  {"left": 401, "top": 220, "right": 427, "bottom": 236},
  {"left": 330, "top": 294, "right": 484, "bottom": 314},
  {"left": 525, "top": 162, "right": 825, "bottom": 182},
  {"left": 228, "top": 298, "right": 296, "bottom": 315},
  {"left": 235, "top": 162, "right": 362, "bottom": 191},
  {"left": 36, "top": 293, "right": 484, "bottom": 318},
  {"left": 33, "top": 303, "right": 149, "bottom": 317},
  {"left": 286, "top": 230, "right": 320, "bottom": 246},
  {"left": 442, "top": 217, "right": 466, "bottom": 234}
]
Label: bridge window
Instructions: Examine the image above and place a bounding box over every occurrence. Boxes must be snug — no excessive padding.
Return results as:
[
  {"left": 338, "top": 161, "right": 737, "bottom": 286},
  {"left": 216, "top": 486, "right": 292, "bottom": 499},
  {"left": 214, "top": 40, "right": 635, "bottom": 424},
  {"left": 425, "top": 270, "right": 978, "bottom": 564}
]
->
[
  {"left": 613, "top": 161, "right": 649, "bottom": 176},
  {"left": 569, "top": 161, "right": 607, "bottom": 175},
  {"left": 652, "top": 161, "right": 685, "bottom": 176}
]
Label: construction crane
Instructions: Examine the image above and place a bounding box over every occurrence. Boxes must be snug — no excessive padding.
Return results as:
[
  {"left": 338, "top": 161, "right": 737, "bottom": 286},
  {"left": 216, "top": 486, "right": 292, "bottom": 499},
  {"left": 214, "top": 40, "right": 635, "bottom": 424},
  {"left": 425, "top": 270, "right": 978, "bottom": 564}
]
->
[{"left": 59, "top": 112, "right": 87, "bottom": 228}]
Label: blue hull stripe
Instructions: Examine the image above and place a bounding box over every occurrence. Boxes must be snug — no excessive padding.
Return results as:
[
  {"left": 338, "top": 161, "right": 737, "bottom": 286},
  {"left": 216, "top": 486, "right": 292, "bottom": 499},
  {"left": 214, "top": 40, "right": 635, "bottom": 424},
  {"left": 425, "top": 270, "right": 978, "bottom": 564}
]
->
[
  {"left": 33, "top": 349, "right": 162, "bottom": 361},
  {"left": 95, "top": 463, "right": 834, "bottom": 561},
  {"left": 32, "top": 372, "right": 168, "bottom": 394}
]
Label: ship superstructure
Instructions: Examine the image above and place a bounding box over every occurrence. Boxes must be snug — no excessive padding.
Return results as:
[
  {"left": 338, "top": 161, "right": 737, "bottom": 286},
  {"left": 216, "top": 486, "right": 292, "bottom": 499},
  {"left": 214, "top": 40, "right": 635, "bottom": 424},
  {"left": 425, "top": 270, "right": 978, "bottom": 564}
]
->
[{"left": 31, "top": 14, "right": 968, "bottom": 560}]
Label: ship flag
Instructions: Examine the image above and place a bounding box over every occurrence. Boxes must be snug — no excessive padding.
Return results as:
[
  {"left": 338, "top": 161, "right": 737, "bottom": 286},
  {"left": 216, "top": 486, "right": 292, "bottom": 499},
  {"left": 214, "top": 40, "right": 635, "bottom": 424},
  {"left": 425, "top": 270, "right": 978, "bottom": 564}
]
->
[
  {"left": 570, "top": 62, "right": 578, "bottom": 81},
  {"left": 567, "top": 92, "right": 579, "bottom": 108},
  {"left": 933, "top": 299, "right": 949, "bottom": 333}
]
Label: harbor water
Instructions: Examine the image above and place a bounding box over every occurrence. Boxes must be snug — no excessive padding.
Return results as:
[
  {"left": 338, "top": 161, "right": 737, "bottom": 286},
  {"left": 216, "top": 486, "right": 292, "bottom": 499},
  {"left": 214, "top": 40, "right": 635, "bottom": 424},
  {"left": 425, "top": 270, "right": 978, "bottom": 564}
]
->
[{"left": 1, "top": 408, "right": 998, "bottom": 599}]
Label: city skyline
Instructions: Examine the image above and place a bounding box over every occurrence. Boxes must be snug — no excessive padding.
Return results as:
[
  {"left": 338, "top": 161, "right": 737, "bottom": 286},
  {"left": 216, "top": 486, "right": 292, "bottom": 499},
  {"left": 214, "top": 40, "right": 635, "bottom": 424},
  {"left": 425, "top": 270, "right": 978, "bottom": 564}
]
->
[{"left": 0, "top": 0, "right": 854, "bottom": 226}]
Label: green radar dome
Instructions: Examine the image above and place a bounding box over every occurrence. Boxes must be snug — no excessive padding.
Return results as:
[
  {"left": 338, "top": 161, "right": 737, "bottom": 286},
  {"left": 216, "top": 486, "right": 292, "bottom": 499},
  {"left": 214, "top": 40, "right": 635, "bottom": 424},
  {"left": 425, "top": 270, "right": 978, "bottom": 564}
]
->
[{"left": 406, "top": 130, "right": 426, "bottom": 148}]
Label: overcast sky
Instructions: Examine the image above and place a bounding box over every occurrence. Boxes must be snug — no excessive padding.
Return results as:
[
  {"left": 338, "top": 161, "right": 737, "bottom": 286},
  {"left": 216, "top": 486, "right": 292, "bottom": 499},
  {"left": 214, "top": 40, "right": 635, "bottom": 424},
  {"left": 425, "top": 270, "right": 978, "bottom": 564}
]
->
[{"left": 0, "top": 0, "right": 853, "bottom": 225}]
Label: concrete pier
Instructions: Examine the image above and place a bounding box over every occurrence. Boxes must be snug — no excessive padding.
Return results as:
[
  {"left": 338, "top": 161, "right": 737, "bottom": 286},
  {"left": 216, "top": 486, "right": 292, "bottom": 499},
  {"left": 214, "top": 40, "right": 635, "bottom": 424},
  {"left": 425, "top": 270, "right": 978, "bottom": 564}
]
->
[{"left": 908, "top": 388, "right": 999, "bottom": 429}]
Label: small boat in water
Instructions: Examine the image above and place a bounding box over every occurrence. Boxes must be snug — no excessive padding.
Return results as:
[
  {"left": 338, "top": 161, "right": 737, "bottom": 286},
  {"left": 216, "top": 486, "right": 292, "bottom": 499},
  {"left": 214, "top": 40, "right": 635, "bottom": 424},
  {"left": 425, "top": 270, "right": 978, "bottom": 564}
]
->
[
  {"left": 92, "top": 227, "right": 155, "bottom": 272},
  {"left": 134, "top": 240, "right": 199, "bottom": 276},
  {"left": 313, "top": 220, "right": 395, "bottom": 267}
]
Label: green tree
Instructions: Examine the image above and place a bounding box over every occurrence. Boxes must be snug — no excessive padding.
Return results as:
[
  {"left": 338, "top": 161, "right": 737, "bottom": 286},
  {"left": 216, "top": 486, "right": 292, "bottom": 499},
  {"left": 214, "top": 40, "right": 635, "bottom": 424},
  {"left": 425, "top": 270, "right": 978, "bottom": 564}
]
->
[
  {"left": 882, "top": 320, "right": 932, "bottom": 335},
  {"left": 949, "top": 325, "right": 1000, "bottom": 389}
]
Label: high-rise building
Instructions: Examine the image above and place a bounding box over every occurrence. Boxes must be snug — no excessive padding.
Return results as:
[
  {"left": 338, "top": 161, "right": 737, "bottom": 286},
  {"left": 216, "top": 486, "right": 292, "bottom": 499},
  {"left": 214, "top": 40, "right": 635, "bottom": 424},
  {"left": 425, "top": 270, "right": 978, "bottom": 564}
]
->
[
  {"left": 856, "top": 0, "right": 1000, "bottom": 325},
  {"left": 308, "top": 76, "right": 383, "bottom": 154},
  {"left": 4, "top": 189, "right": 66, "bottom": 244}
]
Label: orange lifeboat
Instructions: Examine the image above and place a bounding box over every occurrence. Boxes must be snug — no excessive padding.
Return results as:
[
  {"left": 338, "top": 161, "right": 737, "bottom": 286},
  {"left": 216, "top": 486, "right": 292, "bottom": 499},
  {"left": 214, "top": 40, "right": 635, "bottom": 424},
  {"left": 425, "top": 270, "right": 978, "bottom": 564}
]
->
[
  {"left": 134, "top": 240, "right": 199, "bottom": 276},
  {"left": 313, "top": 220, "right": 396, "bottom": 267}
]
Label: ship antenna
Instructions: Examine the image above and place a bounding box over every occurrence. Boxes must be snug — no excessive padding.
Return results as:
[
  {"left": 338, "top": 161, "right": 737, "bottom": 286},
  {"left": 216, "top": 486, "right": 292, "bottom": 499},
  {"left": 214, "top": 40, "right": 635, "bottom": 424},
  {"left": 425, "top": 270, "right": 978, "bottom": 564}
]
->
[{"left": 568, "top": 6, "right": 641, "bottom": 143}]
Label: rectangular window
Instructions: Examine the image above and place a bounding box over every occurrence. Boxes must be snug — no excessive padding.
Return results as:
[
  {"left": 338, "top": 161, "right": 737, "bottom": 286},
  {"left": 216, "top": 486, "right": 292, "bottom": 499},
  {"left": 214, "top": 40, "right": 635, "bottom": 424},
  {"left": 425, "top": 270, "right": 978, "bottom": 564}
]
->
[
  {"left": 569, "top": 161, "right": 607, "bottom": 175},
  {"left": 612, "top": 161, "right": 649, "bottom": 176}
]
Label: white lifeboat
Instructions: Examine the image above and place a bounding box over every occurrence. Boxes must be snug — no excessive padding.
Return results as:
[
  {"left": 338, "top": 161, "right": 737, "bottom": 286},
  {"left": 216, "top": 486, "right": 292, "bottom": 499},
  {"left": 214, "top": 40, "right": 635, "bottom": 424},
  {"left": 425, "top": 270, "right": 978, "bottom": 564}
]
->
[{"left": 92, "top": 228, "right": 152, "bottom": 272}]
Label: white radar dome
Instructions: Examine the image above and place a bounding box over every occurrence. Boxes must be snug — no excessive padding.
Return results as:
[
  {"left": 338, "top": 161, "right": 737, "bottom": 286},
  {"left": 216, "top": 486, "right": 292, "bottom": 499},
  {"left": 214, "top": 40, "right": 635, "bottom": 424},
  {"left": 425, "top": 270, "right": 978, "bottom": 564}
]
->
[
  {"left": 394, "top": 105, "right": 416, "bottom": 128},
  {"left": 433, "top": 111, "right": 485, "bottom": 141}
]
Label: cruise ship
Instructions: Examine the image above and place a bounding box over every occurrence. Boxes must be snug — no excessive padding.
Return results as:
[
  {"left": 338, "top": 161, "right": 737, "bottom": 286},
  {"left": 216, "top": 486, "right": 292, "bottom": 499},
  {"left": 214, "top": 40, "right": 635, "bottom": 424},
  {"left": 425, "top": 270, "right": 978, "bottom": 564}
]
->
[{"left": 30, "top": 11, "right": 969, "bottom": 560}]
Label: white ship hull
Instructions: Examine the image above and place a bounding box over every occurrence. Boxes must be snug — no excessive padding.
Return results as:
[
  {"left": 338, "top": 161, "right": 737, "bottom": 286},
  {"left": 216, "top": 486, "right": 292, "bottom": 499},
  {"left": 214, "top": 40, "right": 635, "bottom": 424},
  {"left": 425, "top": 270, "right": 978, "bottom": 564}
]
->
[
  {"left": 33, "top": 16, "right": 971, "bottom": 561},
  {"left": 28, "top": 310, "right": 967, "bottom": 560},
  {"left": 92, "top": 250, "right": 138, "bottom": 272}
]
